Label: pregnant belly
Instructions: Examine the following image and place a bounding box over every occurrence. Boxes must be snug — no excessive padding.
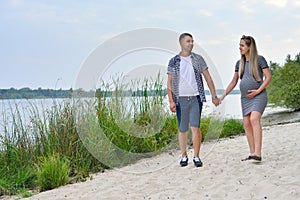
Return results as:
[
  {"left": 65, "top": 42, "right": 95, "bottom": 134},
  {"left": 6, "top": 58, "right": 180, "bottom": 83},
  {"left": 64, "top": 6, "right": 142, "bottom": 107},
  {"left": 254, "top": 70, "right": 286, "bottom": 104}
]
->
[{"left": 239, "top": 77, "right": 261, "bottom": 96}]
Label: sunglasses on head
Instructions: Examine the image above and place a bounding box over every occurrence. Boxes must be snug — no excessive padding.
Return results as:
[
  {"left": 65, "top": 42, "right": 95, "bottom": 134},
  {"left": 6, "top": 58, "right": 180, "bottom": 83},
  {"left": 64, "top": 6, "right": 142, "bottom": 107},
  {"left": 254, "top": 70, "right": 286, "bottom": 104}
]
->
[
  {"left": 241, "top": 35, "right": 251, "bottom": 40},
  {"left": 241, "top": 35, "right": 251, "bottom": 44}
]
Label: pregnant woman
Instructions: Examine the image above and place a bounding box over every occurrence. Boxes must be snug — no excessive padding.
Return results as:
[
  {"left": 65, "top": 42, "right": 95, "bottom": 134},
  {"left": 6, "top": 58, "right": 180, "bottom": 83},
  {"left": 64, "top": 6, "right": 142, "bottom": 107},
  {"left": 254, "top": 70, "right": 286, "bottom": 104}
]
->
[{"left": 220, "top": 35, "right": 272, "bottom": 161}]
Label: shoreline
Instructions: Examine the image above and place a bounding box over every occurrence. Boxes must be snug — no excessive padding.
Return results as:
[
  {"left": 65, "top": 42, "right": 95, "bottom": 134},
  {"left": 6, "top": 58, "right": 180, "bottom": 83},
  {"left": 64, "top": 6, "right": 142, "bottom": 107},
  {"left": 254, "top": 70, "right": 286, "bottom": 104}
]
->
[
  {"left": 9, "top": 121, "right": 298, "bottom": 200},
  {"left": 262, "top": 107, "right": 300, "bottom": 126}
]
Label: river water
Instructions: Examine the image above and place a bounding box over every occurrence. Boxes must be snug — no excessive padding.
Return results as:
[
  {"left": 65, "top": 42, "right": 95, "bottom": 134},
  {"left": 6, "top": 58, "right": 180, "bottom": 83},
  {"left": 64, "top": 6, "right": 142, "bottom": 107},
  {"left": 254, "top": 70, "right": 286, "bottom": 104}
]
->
[{"left": 1, "top": 95, "right": 299, "bottom": 136}]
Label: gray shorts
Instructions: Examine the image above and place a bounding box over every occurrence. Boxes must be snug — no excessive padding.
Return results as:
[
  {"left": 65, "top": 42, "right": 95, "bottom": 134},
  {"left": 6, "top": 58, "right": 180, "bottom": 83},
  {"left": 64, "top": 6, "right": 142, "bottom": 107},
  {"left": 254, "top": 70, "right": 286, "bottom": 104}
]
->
[{"left": 176, "top": 95, "right": 203, "bottom": 133}]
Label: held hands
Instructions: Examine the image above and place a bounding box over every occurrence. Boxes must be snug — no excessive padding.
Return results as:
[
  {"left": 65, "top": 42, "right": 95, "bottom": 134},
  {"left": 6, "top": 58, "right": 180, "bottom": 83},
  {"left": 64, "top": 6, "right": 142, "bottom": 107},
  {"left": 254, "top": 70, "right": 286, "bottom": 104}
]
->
[
  {"left": 220, "top": 93, "right": 226, "bottom": 101},
  {"left": 216, "top": 93, "right": 226, "bottom": 106},
  {"left": 212, "top": 96, "right": 221, "bottom": 107}
]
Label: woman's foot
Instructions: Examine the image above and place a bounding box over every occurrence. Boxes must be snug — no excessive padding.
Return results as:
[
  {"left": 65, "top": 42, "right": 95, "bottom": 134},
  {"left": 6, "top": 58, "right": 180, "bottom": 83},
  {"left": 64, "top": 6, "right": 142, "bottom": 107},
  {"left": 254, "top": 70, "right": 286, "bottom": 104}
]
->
[
  {"left": 241, "top": 155, "right": 252, "bottom": 161},
  {"left": 250, "top": 154, "right": 262, "bottom": 161},
  {"left": 241, "top": 153, "right": 255, "bottom": 161}
]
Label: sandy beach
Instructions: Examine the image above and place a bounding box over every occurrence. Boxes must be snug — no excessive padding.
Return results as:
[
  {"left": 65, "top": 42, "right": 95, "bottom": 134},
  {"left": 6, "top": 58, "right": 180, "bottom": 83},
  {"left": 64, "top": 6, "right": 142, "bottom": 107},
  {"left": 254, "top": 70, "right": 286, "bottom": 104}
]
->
[{"left": 22, "top": 122, "right": 300, "bottom": 200}]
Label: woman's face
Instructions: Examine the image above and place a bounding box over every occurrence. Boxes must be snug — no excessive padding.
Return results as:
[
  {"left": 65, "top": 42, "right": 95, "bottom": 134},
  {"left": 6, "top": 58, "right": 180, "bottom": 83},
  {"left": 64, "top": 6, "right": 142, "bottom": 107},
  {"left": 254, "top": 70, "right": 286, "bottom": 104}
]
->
[{"left": 239, "top": 39, "right": 250, "bottom": 56}]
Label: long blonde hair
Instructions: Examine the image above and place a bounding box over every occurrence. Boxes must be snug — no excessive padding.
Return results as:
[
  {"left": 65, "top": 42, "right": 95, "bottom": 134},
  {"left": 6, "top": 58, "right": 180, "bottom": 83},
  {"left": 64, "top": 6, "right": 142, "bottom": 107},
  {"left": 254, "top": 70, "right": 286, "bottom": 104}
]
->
[{"left": 239, "top": 35, "right": 261, "bottom": 82}]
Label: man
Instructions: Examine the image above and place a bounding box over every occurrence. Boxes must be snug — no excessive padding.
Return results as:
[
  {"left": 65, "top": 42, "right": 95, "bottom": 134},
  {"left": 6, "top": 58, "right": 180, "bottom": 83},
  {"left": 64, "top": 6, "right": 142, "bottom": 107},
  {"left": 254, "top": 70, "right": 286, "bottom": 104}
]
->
[{"left": 167, "top": 33, "right": 220, "bottom": 167}]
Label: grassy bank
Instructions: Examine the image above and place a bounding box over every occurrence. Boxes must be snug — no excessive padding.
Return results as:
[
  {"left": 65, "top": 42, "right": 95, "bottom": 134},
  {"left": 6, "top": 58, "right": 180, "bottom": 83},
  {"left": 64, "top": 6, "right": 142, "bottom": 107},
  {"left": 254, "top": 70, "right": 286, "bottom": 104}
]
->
[
  {"left": 0, "top": 99, "right": 104, "bottom": 197},
  {"left": 0, "top": 77, "right": 244, "bottom": 197}
]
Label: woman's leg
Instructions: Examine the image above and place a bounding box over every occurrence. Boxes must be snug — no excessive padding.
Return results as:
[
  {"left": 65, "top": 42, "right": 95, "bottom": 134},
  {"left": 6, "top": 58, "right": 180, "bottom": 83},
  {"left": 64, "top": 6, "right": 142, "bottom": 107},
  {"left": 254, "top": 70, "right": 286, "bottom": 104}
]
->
[
  {"left": 243, "top": 114, "right": 255, "bottom": 154},
  {"left": 250, "top": 111, "right": 263, "bottom": 156}
]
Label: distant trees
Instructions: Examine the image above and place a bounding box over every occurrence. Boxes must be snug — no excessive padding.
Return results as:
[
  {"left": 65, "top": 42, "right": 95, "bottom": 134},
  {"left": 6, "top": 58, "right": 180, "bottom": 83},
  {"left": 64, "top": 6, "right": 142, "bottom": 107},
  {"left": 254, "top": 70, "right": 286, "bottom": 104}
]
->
[
  {"left": 0, "top": 88, "right": 169, "bottom": 99},
  {"left": 268, "top": 53, "right": 300, "bottom": 110},
  {"left": 0, "top": 88, "right": 78, "bottom": 99}
]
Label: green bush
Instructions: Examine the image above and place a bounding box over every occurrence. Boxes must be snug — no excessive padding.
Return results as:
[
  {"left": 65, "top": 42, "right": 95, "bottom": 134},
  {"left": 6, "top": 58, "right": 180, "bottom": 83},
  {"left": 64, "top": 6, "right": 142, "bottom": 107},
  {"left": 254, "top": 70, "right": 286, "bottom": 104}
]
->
[
  {"left": 221, "top": 119, "right": 244, "bottom": 137},
  {"left": 200, "top": 117, "right": 244, "bottom": 141},
  {"left": 36, "top": 154, "right": 69, "bottom": 192},
  {"left": 268, "top": 53, "right": 300, "bottom": 109},
  {"left": 201, "top": 117, "right": 220, "bottom": 141}
]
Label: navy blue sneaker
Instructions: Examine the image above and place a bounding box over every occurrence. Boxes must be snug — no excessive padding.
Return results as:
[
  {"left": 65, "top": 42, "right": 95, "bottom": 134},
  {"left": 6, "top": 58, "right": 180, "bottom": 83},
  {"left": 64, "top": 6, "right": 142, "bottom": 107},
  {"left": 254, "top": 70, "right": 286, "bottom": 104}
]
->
[
  {"left": 180, "top": 156, "right": 188, "bottom": 167},
  {"left": 193, "top": 157, "right": 203, "bottom": 167}
]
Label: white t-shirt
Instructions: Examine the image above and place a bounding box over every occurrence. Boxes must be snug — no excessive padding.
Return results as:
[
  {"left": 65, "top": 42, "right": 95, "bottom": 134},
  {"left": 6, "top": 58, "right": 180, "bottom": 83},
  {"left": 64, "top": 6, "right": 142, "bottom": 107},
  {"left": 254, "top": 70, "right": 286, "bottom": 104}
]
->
[{"left": 179, "top": 55, "right": 199, "bottom": 96}]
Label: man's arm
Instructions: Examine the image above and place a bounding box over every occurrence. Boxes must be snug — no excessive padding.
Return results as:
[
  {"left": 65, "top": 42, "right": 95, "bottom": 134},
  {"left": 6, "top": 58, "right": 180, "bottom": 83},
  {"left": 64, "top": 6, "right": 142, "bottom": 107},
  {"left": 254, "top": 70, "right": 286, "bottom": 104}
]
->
[
  {"left": 202, "top": 69, "right": 220, "bottom": 106},
  {"left": 167, "top": 74, "right": 176, "bottom": 112}
]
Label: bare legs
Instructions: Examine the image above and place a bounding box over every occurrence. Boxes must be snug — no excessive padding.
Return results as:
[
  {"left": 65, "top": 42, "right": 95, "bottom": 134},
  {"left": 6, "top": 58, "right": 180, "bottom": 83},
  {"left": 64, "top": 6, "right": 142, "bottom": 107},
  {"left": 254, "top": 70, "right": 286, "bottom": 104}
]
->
[
  {"left": 243, "top": 115, "right": 255, "bottom": 155},
  {"left": 243, "top": 111, "right": 263, "bottom": 157},
  {"left": 178, "top": 131, "right": 188, "bottom": 157},
  {"left": 179, "top": 127, "right": 202, "bottom": 157}
]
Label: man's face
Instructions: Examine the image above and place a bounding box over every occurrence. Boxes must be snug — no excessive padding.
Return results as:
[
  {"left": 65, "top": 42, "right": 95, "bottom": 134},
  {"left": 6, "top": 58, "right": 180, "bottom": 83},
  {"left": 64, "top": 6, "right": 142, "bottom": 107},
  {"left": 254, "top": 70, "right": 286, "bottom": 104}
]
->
[{"left": 179, "top": 36, "right": 194, "bottom": 52}]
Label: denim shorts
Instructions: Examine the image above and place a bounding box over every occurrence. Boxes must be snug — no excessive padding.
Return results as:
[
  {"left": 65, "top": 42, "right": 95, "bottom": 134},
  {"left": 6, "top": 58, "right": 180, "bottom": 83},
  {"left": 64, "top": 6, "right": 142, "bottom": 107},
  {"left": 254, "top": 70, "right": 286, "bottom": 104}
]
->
[{"left": 176, "top": 95, "right": 203, "bottom": 133}]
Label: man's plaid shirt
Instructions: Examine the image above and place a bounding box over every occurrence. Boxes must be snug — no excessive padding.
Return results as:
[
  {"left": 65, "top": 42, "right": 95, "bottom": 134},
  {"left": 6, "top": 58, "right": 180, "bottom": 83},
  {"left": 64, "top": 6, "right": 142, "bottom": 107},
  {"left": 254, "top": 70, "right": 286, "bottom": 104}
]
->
[{"left": 167, "top": 52, "right": 208, "bottom": 104}]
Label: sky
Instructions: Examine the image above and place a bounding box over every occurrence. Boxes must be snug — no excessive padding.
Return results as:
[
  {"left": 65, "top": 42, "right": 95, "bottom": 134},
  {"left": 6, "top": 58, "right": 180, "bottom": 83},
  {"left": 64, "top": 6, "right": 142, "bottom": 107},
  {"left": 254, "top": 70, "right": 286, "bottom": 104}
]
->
[{"left": 0, "top": 0, "right": 299, "bottom": 90}]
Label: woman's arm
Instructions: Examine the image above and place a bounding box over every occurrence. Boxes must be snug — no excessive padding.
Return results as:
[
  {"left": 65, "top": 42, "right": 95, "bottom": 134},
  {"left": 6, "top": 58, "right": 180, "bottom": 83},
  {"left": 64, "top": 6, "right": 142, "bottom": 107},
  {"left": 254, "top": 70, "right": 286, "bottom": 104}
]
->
[
  {"left": 220, "top": 72, "right": 239, "bottom": 101},
  {"left": 246, "top": 68, "right": 272, "bottom": 98}
]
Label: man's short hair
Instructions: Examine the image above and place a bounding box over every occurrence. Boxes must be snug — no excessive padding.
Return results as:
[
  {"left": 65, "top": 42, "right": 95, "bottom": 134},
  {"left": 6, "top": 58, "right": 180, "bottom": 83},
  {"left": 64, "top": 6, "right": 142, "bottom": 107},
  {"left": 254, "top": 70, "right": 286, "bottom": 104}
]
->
[{"left": 179, "top": 33, "right": 193, "bottom": 41}]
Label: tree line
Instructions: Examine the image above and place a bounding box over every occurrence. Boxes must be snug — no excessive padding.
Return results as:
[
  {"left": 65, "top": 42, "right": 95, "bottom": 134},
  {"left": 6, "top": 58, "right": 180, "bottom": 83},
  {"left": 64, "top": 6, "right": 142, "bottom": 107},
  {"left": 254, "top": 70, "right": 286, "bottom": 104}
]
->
[
  {"left": 0, "top": 88, "right": 94, "bottom": 99},
  {"left": 0, "top": 87, "right": 238, "bottom": 100},
  {"left": 0, "top": 87, "right": 170, "bottom": 99},
  {"left": 268, "top": 52, "right": 300, "bottom": 110}
]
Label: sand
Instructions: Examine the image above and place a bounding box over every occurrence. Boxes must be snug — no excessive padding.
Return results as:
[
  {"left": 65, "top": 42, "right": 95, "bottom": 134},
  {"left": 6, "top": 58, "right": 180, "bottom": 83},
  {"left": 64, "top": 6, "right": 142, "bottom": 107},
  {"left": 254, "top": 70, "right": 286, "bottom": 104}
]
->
[{"left": 23, "top": 122, "right": 300, "bottom": 200}]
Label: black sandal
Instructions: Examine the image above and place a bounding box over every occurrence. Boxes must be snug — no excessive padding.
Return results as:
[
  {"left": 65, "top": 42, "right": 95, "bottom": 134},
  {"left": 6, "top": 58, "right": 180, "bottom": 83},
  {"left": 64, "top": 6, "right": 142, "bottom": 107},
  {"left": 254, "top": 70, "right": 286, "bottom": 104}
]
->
[
  {"left": 241, "top": 156, "right": 252, "bottom": 161},
  {"left": 250, "top": 155, "right": 262, "bottom": 161}
]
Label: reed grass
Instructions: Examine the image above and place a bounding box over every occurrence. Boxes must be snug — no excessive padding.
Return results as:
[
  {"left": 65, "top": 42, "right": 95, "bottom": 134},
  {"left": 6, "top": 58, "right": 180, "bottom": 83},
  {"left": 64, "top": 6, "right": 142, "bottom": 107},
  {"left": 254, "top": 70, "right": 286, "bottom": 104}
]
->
[
  {"left": 36, "top": 154, "right": 69, "bottom": 191},
  {"left": 0, "top": 99, "right": 103, "bottom": 196},
  {"left": 0, "top": 74, "right": 244, "bottom": 196}
]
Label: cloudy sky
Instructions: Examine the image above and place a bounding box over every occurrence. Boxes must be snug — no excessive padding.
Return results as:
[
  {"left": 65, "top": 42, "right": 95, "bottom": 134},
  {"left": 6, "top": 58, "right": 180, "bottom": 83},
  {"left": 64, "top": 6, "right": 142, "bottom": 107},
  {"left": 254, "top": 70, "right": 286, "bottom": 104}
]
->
[{"left": 0, "top": 0, "right": 299, "bottom": 90}]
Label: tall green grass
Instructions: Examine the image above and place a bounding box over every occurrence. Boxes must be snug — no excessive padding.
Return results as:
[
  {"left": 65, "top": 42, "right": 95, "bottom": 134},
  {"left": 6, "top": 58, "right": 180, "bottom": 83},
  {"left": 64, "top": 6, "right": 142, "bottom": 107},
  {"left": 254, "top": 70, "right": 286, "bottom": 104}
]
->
[
  {"left": 96, "top": 74, "right": 176, "bottom": 152},
  {"left": 88, "top": 74, "right": 178, "bottom": 167},
  {"left": 36, "top": 154, "right": 69, "bottom": 192},
  {"left": 0, "top": 100, "right": 104, "bottom": 196},
  {"left": 0, "top": 74, "right": 244, "bottom": 197}
]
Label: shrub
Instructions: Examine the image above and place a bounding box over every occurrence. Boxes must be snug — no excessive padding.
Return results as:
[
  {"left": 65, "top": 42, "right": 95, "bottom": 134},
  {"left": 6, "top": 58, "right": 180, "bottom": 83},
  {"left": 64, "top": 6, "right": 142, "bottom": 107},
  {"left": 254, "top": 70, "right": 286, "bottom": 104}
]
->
[
  {"left": 36, "top": 154, "right": 69, "bottom": 192},
  {"left": 221, "top": 119, "right": 244, "bottom": 137},
  {"left": 268, "top": 53, "right": 300, "bottom": 109},
  {"left": 201, "top": 117, "right": 244, "bottom": 141}
]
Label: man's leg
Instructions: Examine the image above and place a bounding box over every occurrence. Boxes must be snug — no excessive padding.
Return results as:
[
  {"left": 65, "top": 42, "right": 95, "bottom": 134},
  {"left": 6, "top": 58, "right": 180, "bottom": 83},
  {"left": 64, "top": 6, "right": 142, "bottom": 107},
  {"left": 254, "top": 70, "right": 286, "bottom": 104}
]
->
[
  {"left": 188, "top": 97, "right": 203, "bottom": 167},
  {"left": 191, "top": 126, "right": 201, "bottom": 157},
  {"left": 176, "top": 98, "right": 189, "bottom": 158},
  {"left": 178, "top": 132, "right": 188, "bottom": 156},
  {"left": 190, "top": 97, "right": 203, "bottom": 157}
]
